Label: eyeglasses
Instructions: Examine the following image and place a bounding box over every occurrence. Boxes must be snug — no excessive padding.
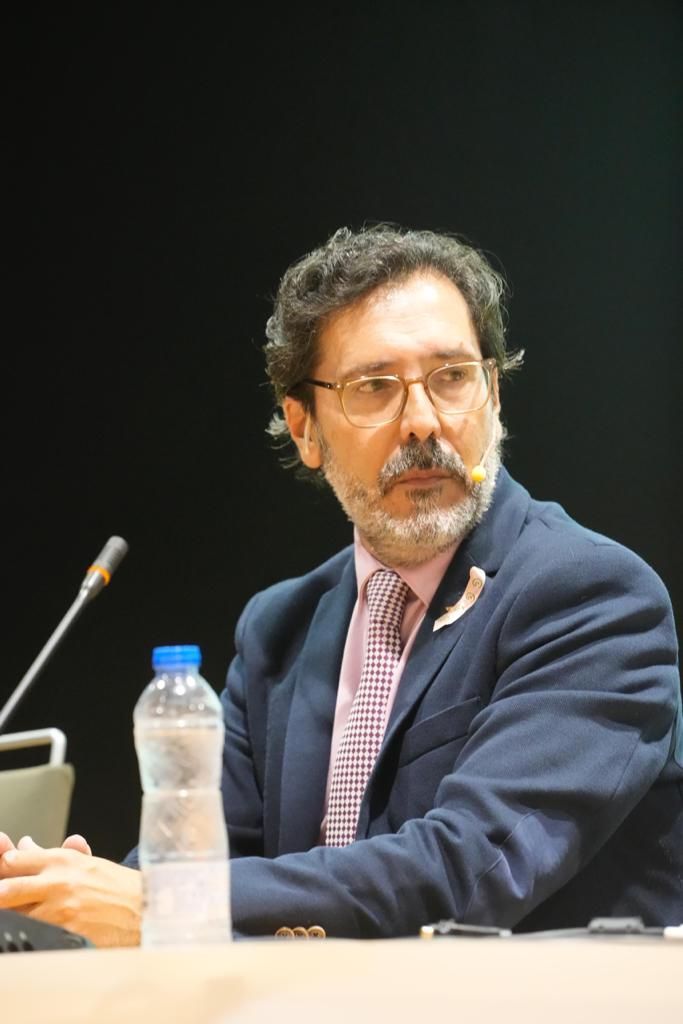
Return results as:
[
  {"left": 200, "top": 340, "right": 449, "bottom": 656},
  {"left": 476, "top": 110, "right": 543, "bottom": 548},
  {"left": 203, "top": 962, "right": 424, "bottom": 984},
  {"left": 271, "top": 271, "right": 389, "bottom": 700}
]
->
[{"left": 300, "top": 358, "right": 496, "bottom": 428}]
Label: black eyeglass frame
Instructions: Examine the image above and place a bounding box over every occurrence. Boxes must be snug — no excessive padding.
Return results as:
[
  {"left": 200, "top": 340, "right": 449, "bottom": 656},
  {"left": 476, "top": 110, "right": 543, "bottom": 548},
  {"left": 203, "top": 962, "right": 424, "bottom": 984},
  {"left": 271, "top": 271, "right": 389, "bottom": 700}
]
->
[{"left": 298, "top": 358, "right": 497, "bottom": 428}]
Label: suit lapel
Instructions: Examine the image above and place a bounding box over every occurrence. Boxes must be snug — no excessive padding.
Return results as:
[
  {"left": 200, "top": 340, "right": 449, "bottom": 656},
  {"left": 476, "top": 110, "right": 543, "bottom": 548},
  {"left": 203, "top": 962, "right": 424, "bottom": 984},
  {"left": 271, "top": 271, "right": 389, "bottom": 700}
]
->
[
  {"left": 383, "top": 557, "right": 473, "bottom": 744},
  {"left": 383, "top": 469, "right": 531, "bottom": 748},
  {"left": 276, "top": 556, "right": 357, "bottom": 854}
]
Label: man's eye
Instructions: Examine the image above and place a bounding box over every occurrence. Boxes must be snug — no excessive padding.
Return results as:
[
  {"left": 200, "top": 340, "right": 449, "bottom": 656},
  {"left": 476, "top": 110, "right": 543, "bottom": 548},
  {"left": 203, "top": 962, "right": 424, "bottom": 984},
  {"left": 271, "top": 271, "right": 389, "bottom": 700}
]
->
[
  {"left": 354, "top": 378, "right": 394, "bottom": 395},
  {"left": 438, "top": 368, "right": 467, "bottom": 383}
]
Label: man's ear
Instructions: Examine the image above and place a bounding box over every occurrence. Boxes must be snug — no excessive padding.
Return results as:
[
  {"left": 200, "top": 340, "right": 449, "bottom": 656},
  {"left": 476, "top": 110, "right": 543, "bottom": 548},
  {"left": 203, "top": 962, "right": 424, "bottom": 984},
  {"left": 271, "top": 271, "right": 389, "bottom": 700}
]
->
[{"left": 283, "top": 397, "right": 323, "bottom": 469}]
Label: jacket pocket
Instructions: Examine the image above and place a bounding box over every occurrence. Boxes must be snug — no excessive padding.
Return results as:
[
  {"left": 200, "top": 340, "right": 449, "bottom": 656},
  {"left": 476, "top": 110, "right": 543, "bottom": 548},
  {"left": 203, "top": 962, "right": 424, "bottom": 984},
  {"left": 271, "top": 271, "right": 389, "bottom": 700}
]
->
[{"left": 397, "top": 696, "right": 481, "bottom": 768}]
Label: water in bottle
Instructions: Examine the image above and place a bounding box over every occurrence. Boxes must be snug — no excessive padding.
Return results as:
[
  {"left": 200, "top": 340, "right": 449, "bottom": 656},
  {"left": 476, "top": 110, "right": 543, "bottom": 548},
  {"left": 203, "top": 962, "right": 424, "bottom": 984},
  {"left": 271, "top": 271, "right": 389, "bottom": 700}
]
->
[{"left": 134, "top": 644, "right": 231, "bottom": 946}]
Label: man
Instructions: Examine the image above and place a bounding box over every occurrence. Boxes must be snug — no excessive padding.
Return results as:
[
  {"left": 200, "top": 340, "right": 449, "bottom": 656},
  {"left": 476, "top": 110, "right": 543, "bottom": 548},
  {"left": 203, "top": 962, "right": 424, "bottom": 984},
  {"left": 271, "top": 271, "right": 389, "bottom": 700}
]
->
[{"left": 1, "top": 224, "right": 681, "bottom": 943}]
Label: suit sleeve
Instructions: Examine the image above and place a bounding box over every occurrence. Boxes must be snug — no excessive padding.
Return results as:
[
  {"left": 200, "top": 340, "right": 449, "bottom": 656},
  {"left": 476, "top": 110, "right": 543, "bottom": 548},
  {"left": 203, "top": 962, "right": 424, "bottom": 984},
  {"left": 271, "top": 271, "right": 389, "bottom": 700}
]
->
[
  {"left": 220, "top": 593, "right": 267, "bottom": 859},
  {"left": 226, "top": 542, "right": 680, "bottom": 936}
]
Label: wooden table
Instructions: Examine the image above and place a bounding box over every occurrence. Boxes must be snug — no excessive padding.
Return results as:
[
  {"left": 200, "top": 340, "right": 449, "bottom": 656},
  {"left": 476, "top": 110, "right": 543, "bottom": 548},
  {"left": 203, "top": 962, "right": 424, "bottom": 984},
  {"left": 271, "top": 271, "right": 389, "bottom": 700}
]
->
[{"left": 1, "top": 935, "right": 680, "bottom": 1023}]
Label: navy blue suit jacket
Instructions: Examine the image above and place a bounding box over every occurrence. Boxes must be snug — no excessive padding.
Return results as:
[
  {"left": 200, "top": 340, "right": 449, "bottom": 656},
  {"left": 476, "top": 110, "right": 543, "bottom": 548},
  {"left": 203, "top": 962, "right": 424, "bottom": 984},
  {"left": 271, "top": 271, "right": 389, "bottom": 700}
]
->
[
  {"left": 128, "top": 470, "right": 683, "bottom": 936},
  {"left": 216, "top": 469, "right": 683, "bottom": 936}
]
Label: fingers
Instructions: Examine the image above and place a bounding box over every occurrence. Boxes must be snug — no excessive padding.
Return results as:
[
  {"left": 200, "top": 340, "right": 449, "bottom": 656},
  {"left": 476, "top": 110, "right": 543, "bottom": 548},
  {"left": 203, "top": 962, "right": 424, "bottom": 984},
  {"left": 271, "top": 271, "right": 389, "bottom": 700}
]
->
[
  {"left": 11, "top": 834, "right": 93, "bottom": 856},
  {"left": 17, "top": 835, "right": 40, "bottom": 850},
  {"left": 0, "top": 847, "right": 92, "bottom": 914},
  {"left": 1, "top": 840, "right": 91, "bottom": 879},
  {"left": 3, "top": 853, "right": 143, "bottom": 947},
  {"left": 0, "top": 873, "right": 44, "bottom": 909},
  {"left": 0, "top": 845, "right": 75, "bottom": 877},
  {"left": 0, "top": 848, "right": 56, "bottom": 908},
  {"left": 62, "top": 834, "right": 92, "bottom": 856},
  {"left": 0, "top": 832, "right": 16, "bottom": 855}
]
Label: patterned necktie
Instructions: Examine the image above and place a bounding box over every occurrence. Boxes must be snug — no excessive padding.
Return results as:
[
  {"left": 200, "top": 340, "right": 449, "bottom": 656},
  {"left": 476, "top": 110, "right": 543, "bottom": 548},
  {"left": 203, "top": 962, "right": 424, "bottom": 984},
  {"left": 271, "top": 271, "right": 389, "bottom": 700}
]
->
[{"left": 325, "top": 568, "right": 410, "bottom": 847}]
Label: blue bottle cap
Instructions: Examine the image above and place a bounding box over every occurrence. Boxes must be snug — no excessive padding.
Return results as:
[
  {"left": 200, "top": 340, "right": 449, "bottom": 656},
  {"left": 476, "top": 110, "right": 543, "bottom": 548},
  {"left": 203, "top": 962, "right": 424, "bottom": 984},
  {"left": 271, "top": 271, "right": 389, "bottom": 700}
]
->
[{"left": 152, "top": 645, "right": 202, "bottom": 671}]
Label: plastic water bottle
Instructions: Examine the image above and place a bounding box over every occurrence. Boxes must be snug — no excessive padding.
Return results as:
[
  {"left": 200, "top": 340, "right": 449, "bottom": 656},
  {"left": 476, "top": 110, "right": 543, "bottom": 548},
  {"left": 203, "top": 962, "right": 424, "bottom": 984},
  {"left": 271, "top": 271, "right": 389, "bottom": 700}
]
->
[{"left": 134, "top": 644, "right": 231, "bottom": 946}]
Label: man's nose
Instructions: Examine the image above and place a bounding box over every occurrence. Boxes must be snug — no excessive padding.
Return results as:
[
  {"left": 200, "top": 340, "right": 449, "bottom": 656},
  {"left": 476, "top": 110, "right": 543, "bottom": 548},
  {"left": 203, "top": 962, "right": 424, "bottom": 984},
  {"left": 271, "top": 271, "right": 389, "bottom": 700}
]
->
[{"left": 398, "top": 379, "right": 442, "bottom": 444}]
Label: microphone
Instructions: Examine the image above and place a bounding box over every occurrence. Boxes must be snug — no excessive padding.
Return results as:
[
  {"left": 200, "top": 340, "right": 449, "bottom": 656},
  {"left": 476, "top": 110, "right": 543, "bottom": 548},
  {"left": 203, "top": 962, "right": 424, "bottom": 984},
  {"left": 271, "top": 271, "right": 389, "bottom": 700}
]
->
[
  {"left": 78, "top": 535, "right": 129, "bottom": 601},
  {"left": 0, "top": 536, "right": 129, "bottom": 734},
  {"left": 470, "top": 435, "right": 496, "bottom": 484}
]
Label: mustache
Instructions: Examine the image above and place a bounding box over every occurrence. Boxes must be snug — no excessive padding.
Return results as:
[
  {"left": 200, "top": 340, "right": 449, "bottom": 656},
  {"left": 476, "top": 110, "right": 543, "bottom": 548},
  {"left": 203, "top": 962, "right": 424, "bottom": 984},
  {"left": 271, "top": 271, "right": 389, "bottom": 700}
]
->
[{"left": 378, "top": 438, "right": 469, "bottom": 496}]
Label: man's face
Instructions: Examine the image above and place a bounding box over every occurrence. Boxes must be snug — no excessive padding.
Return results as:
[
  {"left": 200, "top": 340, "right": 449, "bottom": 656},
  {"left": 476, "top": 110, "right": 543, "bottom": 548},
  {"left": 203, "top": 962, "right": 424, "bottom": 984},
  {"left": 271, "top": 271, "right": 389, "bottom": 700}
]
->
[{"left": 284, "top": 271, "right": 501, "bottom": 566}]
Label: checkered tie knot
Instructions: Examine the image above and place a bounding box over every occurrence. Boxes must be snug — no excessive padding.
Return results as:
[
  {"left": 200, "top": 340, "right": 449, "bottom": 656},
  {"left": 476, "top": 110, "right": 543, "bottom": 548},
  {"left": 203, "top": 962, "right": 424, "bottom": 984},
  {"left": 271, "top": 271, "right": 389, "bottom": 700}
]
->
[{"left": 325, "top": 569, "right": 410, "bottom": 847}]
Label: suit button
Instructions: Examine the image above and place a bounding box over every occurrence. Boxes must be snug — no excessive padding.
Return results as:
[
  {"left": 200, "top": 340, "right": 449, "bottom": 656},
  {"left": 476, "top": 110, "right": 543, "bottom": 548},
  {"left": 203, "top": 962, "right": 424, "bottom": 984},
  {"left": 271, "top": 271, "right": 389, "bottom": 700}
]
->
[
  {"left": 292, "top": 927, "right": 309, "bottom": 937},
  {"left": 307, "top": 925, "right": 326, "bottom": 938},
  {"left": 274, "top": 927, "right": 295, "bottom": 937}
]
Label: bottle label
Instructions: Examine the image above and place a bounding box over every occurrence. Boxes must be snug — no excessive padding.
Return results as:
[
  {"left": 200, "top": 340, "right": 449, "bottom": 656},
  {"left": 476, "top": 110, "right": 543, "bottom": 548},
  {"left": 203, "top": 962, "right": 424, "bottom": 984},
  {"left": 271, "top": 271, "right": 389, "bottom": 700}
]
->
[{"left": 142, "top": 860, "right": 231, "bottom": 940}]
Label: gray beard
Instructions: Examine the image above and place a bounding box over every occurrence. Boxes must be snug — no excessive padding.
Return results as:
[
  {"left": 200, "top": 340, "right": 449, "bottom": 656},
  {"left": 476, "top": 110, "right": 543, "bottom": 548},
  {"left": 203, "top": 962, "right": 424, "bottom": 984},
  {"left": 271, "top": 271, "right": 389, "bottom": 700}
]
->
[{"left": 318, "top": 434, "right": 501, "bottom": 568}]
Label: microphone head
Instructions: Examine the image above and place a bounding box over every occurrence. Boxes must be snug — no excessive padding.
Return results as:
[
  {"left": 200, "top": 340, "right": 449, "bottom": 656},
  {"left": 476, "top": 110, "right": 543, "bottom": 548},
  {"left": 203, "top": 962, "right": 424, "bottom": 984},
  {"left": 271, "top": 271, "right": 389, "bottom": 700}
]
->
[
  {"left": 471, "top": 464, "right": 487, "bottom": 484},
  {"left": 80, "top": 536, "right": 129, "bottom": 599},
  {"left": 93, "top": 536, "right": 129, "bottom": 578}
]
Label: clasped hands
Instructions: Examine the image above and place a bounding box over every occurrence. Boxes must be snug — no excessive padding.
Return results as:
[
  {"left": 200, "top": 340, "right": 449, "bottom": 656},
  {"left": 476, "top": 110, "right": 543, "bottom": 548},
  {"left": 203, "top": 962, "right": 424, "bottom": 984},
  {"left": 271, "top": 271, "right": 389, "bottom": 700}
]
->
[{"left": 0, "top": 830, "right": 142, "bottom": 947}]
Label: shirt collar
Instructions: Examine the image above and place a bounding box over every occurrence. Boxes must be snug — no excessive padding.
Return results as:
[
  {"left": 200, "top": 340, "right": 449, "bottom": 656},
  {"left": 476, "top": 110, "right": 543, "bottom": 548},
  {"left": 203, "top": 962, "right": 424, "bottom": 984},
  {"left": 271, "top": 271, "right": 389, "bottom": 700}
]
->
[{"left": 353, "top": 527, "right": 459, "bottom": 609}]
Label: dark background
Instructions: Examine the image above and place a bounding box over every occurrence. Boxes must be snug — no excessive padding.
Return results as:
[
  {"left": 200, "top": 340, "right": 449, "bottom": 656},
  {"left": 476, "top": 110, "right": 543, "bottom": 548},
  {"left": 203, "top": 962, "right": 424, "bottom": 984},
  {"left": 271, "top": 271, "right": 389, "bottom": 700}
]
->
[{"left": 5, "top": 2, "right": 681, "bottom": 861}]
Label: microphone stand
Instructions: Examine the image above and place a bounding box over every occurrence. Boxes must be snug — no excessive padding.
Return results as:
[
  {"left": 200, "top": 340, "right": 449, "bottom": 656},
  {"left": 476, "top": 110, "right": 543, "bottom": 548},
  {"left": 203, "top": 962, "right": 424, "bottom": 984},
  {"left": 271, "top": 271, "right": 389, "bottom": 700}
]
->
[
  {"left": 0, "top": 536, "right": 128, "bottom": 735},
  {"left": 0, "top": 589, "right": 92, "bottom": 734}
]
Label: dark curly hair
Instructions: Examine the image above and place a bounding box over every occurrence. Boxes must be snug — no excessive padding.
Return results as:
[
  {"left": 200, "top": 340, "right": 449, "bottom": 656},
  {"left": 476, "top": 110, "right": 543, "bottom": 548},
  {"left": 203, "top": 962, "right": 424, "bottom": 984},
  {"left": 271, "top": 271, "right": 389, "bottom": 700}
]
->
[{"left": 264, "top": 224, "right": 523, "bottom": 480}]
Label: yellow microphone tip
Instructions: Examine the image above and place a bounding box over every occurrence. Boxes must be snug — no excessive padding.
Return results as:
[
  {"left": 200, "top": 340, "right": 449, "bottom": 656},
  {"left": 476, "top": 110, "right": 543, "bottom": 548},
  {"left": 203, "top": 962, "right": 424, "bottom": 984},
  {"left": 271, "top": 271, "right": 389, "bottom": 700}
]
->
[{"left": 471, "top": 465, "right": 487, "bottom": 484}]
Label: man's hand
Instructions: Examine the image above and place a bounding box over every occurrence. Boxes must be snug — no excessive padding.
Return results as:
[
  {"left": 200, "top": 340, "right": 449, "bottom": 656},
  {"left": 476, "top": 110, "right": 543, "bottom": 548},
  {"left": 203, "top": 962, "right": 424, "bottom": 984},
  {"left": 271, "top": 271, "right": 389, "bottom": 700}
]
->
[
  {"left": 0, "top": 833, "right": 141, "bottom": 947},
  {"left": 0, "top": 832, "right": 92, "bottom": 855},
  {"left": 60, "top": 834, "right": 93, "bottom": 855},
  {"left": 0, "top": 831, "right": 15, "bottom": 857}
]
